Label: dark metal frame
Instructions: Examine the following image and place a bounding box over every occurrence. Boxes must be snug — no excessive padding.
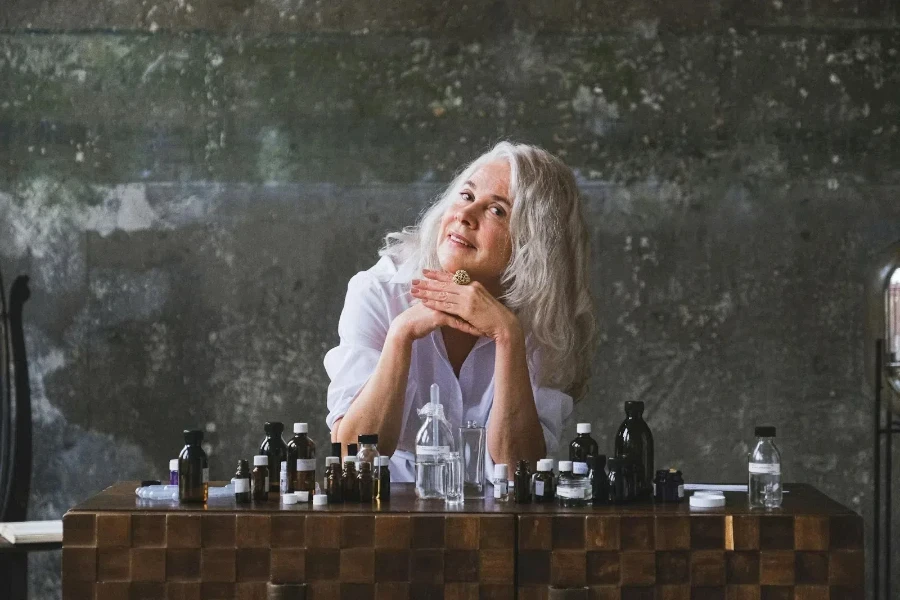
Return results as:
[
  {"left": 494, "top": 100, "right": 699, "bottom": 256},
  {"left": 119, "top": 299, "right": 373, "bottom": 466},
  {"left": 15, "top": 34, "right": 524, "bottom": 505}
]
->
[{"left": 874, "top": 338, "right": 900, "bottom": 600}]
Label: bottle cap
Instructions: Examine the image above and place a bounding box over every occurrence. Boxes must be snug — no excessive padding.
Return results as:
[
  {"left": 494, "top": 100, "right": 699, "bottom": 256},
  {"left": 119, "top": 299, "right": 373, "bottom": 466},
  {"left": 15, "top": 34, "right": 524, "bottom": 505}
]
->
[
  {"left": 312, "top": 494, "right": 328, "bottom": 506},
  {"left": 689, "top": 493, "right": 726, "bottom": 508},
  {"left": 494, "top": 464, "right": 508, "bottom": 479},
  {"left": 754, "top": 426, "right": 776, "bottom": 437},
  {"left": 281, "top": 461, "right": 288, "bottom": 471},
  {"left": 169, "top": 459, "right": 179, "bottom": 471},
  {"left": 331, "top": 442, "right": 342, "bottom": 457},
  {"left": 606, "top": 457, "right": 620, "bottom": 469},
  {"left": 343, "top": 456, "right": 358, "bottom": 464},
  {"left": 281, "top": 493, "right": 298, "bottom": 505},
  {"left": 294, "top": 423, "right": 308, "bottom": 434},
  {"left": 377, "top": 456, "right": 390, "bottom": 467},
  {"left": 297, "top": 491, "right": 310, "bottom": 502},
  {"left": 358, "top": 434, "right": 379, "bottom": 445},
  {"left": 183, "top": 429, "right": 204, "bottom": 444},
  {"left": 576, "top": 423, "right": 592, "bottom": 434},
  {"left": 537, "top": 459, "right": 553, "bottom": 472},
  {"left": 254, "top": 455, "right": 269, "bottom": 466},
  {"left": 325, "top": 457, "right": 340, "bottom": 466},
  {"left": 624, "top": 401, "right": 645, "bottom": 415},
  {"left": 264, "top": 421, "right": 285, "bottom": 435},
  {"left": 347, "top": 443, "right": 358, "bottom": 455},
  {"left": 559, "top": 461, "right": 573, "bottom": 472}
]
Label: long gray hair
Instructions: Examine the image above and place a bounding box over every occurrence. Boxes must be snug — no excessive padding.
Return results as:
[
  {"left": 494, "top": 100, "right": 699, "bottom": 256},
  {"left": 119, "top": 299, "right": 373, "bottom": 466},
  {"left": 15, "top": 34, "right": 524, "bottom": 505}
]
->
[{"left": 381, "top": 141, "right": 596, "bottom": 400}]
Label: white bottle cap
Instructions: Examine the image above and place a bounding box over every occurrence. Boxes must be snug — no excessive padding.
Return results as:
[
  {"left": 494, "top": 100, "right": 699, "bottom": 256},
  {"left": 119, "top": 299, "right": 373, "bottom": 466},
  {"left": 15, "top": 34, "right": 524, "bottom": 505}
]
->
[
  {"left": 325, "top": 457, "right": 340, "bottom": 466},
  {"left": 377, "top": 456, "right": 390, "bottom": 467},
  {"left": 281, "top": 493, "right": 298, "bottom": 505},
  {"left": 312, "top": 494, "right": 328, "bottom": 506},
  {"left": 689, "top": 493, "right": 726, "bottom": 508},
  {"left": 169, "top": 459, "right": 179, "bottom": 471},
  {"left": 254, "top": 455, "right": 268, "bottom": 466},
  {"left": 281, "top": 461, "right": 288, "bottom": 471},
  {"left": 576, "top": 423, "right": 592, "bottom": 434},
  {"left": 537, "top": 459, "right": 553, "bottom": 472},
  {"left": 343, "top": 456, "right": 358, "bottom": 464},
  {"left": 297, "top": 491, "right": 310, "bottom": 502},
  {"left": 494, "top": 464, "right": 508, "bottom": 479},
  {"left": 559, "top": 461, "right": 573, "bottom": 472},
  {"left": 294, "top": 423, "right": 308, "bottom": 434}
]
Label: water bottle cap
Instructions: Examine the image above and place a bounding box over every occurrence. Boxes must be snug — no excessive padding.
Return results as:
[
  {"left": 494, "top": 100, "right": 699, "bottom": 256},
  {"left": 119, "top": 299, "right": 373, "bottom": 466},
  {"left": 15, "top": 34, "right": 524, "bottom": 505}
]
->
[
  {"left": 358, "top": 434, "right": 379, "bottom": 445},
  {"left": 183, "top": 429, "right": 203, "bottom": 444},
  {"left": 253, "top": 455, "right": 268, "bottom": 466},
  {"left": 313, "top": 494, "right": 328, "bottom": 506},
  {"left": 755, "top": 426, "right": 776, "bottom": 437},
  {"left": 576, "top": 423, "right": 592, "bottom": 434},
  {"left": 294, "top": 423, "right": 308, "bottom": 434},
  {"left": 624, "top": 401, "right": 645, "bottom": 415},
  {"left": 325, "top": 457, "right": 340, "bottom": 466},
  {"left": 494, "top": 464, "right": 508, "bottom": 479},
  {"left": 265, "top": 422, "right": 284, "bottom": 435},
  {"left": 169, "top": 459, "right": 179, "bottom": 471},
  {"left": 559, "top": 461, "right": 573, "bottom": 472},
  {"left": 281, "top": 493, "right": 299, "bottom": 505}
]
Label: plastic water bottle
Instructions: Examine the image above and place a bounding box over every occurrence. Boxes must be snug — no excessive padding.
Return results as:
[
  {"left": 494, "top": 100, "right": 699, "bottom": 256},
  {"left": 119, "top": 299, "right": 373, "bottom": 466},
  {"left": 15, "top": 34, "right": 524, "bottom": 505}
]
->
[
  {"left": 748, "top": 426, "right": 782, "bottom": 509},
  {"left": 415, "top": 384, "right": 456, "bottom": 499}
]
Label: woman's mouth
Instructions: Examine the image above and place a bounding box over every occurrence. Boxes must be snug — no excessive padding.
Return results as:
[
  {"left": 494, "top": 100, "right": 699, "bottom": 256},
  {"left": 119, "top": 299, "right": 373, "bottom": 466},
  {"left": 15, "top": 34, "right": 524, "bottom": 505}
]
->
[{"left": 448, "top": 233, "right": 476, "bottom": 249}]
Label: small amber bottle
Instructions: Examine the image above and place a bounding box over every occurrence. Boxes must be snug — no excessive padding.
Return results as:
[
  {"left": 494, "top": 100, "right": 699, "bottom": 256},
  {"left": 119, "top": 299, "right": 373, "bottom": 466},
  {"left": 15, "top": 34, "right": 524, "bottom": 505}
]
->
[
  {"left": 358, "top": 461, "right": 375, "bottom": 502},
  {"left": 260, "top": 422, "right": 288, "bottom": 495},
  {"left": 178, "top": 430, "right": 209, "bottom": 503},
  {"left": 531, "top": 459, "right": 556, "bottom": 503},
  {"left": 514, "top": 460, "right": 532, "bottom": 503},
  {"left": 324, "top": 456, "right": 343, "bottom": 504},
  {"left": 234, "top": 459, "right": 251, "bottom": 504},
  {"left": 376, "top": 456, "right": 390, "bottom": 502},
  {"left": 251, "top": 455, "right": 270, "bottom": 502},
  {"left": 342, "top": 456, "right": 360, "bottom": 502}
]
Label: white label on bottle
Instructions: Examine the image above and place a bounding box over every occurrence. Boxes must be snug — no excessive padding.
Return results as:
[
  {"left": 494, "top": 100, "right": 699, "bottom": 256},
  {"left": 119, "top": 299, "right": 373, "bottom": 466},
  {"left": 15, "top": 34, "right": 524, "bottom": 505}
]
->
[
  {"left": 494, "top": 481, "right": 508, "bottom": 498},
  {"left": 265, "top": 476, "right": 270, "bottom": 490},
  {"left": 558, "top": 487, "right": 584, "bottom": 499},
  {"left": 678, "top": 484, "right": 684, "bottom": 498},
  {"left": 749, "top": 463, "right": 781, "bottom": 475},
  {"left": 297, "top": 459, "right": 316, "bottom": 472},
  {"left": 280, "top": 471, "right": 289, "bottom": 494},
  {"left": 234, "top": 478, "right": 249, "bottom": 493},
  {"left": 416, "top": 445, "right": 450, "bottom": 456},
  {"left": 535, "top": 481, "right": 545, "bottom": 496},
  {"left": 573, "top": 462, "right": 589, "bottom": 476},
  {"left": 202, "top": 468, "right": 209, "bottom": 483}
]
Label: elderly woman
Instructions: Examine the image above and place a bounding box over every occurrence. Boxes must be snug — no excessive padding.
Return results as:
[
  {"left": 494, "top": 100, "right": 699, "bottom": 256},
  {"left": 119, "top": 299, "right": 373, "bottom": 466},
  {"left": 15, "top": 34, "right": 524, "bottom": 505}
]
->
[{"left": 324, "top": 141, "right": 595, "bottom": 483}]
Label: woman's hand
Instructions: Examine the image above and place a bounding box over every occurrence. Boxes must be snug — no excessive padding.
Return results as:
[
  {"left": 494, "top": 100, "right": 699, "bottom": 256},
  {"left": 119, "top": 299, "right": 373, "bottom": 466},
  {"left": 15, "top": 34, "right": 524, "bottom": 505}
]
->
[
  {"left": 390, "top": 300, "right": 482, "bottom": 343},
  {"left": 410, "top": 269, "right": 523, "bottom": 344}
]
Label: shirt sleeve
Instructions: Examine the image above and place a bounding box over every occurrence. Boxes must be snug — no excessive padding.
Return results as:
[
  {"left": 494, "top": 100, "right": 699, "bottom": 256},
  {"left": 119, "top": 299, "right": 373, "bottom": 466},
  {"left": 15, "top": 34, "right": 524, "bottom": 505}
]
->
[{"left": 323, "top": 272, "right": 392, "bottom": 431}]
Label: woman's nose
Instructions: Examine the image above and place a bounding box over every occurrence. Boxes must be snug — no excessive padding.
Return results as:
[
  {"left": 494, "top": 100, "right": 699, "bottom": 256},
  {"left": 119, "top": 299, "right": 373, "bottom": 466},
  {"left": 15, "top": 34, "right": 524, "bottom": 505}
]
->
[{"left": 455, "top": 203, "right": 478, "bottom": 228}]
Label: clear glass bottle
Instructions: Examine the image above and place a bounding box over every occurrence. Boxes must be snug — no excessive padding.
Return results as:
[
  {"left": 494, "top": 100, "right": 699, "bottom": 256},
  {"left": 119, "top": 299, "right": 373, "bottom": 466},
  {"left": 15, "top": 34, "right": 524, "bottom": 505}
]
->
[
  {"left": 460, "top": 421, "right": 486, "bottom": 499},
  {"left": 557, "top": 460, "right": 591, "bottom": 507},
  {"left": 492, "top": 464, "right": 509, "bottom": 502},
  {"left": 178, "top": 430, "right": 208, "bottom": 503},
  {"left": 324, "top": 456, "right": 343, "bottom": 504},
  {"left": 260, "top": 422, "right": 288, "bottom": 495},
  {"left": 614, "top": 402, "right": 654, "bottom": 499},
  {"left": 357, "top": 434, "right": 380, "bottom": 469},
  {"left": 555, "top": 460, "right": 573, "bottom": 489},
  {"left": 570, "top": 423, "right": 599, "bottom": 462},
  {"left": 415, "top": 384, "right": 456, "bottom": 500},
  {"left": 531, "top": 459, "right": 556, "bottom": 503},
  {"left": 748, "top": 426, "right": 782, "bottom": 509},
  {"left": 444, "top": 451, "right": 464, "bottom": 504}
]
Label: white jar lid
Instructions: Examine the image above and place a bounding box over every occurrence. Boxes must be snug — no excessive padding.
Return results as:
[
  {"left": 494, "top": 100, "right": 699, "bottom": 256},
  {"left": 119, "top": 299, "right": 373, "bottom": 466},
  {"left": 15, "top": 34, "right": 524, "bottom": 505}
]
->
[
  {"left": 494, "top": 464, "right": 508, "bottom": 479},
  {"left": 281, "top": 493, "right": 298, "bottom": 505},
  {"left": 689, "top": 493, "right": 726, "bottom": 508},
  {"left": 297, "top": 491, "right": 310, "bottom": 502},
  {"left": 576, "top": 423, "right": 592, "bottom": 434},
  {"left": 169, "top": 459, "right": 179, "bottom": 471},
  {"left": 537, "top": 459, "right": 553, "bottom": 472},
  {"left": 312, "top": 494, "right": 328, "bottom": 506},
  {"left": 559, "top": 461, "right": 573, "bottom": 472},
  {"left": 294, "top": 423, "right": 308, "bottom": 434},
  {"left": 325, "top": 457, "right": 340, "bottom": 466},
  {"left": 253, "top": 455, "right": 268, "bottom": 466},
  {"left": 343, "top": 456, "right": 358, "bottom": 463}
]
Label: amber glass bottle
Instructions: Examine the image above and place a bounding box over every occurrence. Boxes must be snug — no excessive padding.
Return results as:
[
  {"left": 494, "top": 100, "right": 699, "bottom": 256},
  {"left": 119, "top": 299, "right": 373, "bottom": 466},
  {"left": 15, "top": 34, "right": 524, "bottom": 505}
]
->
[
  {"left": 358, "top": 461, "right": 375, "bottom": 502},
  {"left": 376, "top": 456, "right": 391, "bottom": 502},
  {"left": 514, "top": 460, "right": 532, "bottom": 503},
  {"left": 234, "top": 459, "right": 251, "bottom": 504},
  {"left": 570, "top": 423, "right": 599, "bottom": 462},
  {"left": 614, "top": 402, "right": 654, "bottom": 499},
  {"left": 178, "top": 430, "right": 208, "bottom": 503},
  {"left": 324, "top": 456, "right": 343, "bottom": 504},
  {"left": 251, "top": 455, "right": 270, "bottom": 502},
  {"left": 342, "top": 456, "right": 360, "bottom": 502},
  {"left": 531, "top": 459, "right": 556, "bottom": 503},
  {"left": 289, "top": 423, "right": 316, "bottom": 501},
  {"left": 260, "top": 422, "right": 288, "bottom": 495}
]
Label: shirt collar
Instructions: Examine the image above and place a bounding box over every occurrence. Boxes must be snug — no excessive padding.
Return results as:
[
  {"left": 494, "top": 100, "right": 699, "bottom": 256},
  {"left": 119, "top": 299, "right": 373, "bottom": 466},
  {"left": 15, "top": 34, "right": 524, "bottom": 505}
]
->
[{"left": 388, "top": 256, "right": 421, "bottom": 285}]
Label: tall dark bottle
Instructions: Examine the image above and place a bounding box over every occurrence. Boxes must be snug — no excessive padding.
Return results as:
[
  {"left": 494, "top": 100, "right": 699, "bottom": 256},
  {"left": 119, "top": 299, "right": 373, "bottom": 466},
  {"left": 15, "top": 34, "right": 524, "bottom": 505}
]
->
[
  {"left": 260, "top": 422, "right": 288, "bottom": 495},
  {"left": 287, "top": 422, "right": 317, "bottom": 500},
  {"left": 178, "top": 430, "right": 208, "bottom": 503},
  {"left": 614, "top": 401, "right": 654, "bottom": 499},
  {"left": 569, "top": 423, "right": 599, "bottom": 462}
]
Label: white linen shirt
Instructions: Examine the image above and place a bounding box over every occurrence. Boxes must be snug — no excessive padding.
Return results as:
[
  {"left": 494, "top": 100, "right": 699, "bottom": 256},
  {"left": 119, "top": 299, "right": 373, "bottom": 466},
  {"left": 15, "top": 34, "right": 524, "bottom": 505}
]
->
[{"left": 324, "top": 255, "right": 574, "bottom": 484}]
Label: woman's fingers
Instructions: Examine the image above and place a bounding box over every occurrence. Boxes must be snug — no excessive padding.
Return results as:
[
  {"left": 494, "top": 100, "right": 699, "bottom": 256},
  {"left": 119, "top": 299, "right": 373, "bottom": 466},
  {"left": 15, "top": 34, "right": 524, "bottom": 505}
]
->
[
  {"left": 411, "top": 286, "right": 457, "bottom": 304},
  {"left": 435, "top": 309, "right": 481, "bottom": 336},
  {"left": 422, "top": 268, "right": 454, "bottom": 282}
]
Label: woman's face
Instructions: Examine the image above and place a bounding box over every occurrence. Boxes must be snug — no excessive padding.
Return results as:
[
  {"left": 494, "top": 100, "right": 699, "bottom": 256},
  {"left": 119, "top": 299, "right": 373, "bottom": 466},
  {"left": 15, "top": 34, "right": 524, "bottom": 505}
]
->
[{"left": 436, "top": 159, "right": 513, "bottom": 292}]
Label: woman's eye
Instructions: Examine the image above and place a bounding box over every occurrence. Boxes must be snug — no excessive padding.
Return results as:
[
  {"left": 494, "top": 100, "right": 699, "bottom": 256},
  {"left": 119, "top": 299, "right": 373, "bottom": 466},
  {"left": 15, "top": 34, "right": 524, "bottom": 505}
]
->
[
  {"left": 491, "top": 206, "right": 506, "bottom": 217},
  {"left": 460, "top": 191, "right": 474, "bottom": 201}
]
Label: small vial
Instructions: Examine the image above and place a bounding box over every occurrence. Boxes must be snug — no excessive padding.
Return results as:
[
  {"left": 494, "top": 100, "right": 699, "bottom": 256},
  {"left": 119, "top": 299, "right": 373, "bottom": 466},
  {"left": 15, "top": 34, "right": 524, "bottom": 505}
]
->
[
  {"left": 178, "top": 430, "right": 209, "bottom": 503},
  {"left": 234, "top": 459, "right": 251, "bottom": 504},
  {"left": 252, "top": 455, "right": 270, "bottom": 502},
  {"left": 531, "top": 459, "right": 556, "bottom": 503},
  {"left": 749, "top": 426, "right": 782, "bottom": 509},
  {"left": 493, "top": 464, "right": 509, "bottom": 502},
  {"left": 357, "top": 434, "right": 380, "bottom": 469},
  {"left": 324, "top": 456, "right": 343, "bottom": 504},
  {"left": 376, "top": 456, "right": 391, "bottom": 502},
  {"left": 280, "top": 461, "right": 289, "bottom": 495},
  {"left": 169, "top": 459, "right": 179, "bottom": 486},
  {"left": 343, "top": 455, "right": 360, "bottom": 502},
  {"left": 358, "top": 461, "right": 375, "bottom": 502},
  {"left": 514, "top": 460, "right": 532, "bottom": 503},
  {"left": 570, "top": 423, "right": 599, "bottom": 462}
]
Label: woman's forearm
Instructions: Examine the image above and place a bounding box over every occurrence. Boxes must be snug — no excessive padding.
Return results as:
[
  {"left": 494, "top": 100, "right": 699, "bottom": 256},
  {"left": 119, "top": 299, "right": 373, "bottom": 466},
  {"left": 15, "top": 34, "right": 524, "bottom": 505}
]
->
[
  {"left": 487, "top": 326, "right": 546, "bottom": 466},
  {"left": 332, "top": 326, "right": 413, "bottom": 457}
]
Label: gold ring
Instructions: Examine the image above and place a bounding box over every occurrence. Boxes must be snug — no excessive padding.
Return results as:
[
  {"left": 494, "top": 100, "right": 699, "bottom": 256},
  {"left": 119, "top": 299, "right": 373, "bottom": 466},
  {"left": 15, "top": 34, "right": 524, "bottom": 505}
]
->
[{"left": 452, "top": 270, "right": 471, "bottom": 285}]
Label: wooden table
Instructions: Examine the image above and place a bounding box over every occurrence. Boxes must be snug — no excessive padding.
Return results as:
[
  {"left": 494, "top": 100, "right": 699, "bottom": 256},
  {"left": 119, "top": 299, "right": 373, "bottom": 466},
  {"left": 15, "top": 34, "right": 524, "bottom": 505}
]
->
[{"left": 62, "top": 482, "right": 864, "bottom": 599}]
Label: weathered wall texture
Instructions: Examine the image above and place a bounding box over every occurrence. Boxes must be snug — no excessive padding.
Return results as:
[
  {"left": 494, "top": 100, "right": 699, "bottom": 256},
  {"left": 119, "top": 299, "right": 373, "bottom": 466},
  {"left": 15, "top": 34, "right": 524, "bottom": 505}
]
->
[{"left": 1, "top": 1, "right": 899, "bottom": 597}]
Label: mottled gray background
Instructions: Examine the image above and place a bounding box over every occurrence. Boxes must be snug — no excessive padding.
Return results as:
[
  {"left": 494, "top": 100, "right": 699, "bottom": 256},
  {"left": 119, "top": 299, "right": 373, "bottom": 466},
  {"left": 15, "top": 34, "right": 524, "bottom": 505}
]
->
[{"left": 1, "top": 0, "right": 899, "bottom": 598}]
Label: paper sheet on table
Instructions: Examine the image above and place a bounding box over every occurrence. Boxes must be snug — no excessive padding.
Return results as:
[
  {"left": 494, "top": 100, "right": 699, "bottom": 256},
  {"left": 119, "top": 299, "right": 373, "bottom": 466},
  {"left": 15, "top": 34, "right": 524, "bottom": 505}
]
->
[
  {"left": 0, "top": 520, "right": 63, "bottom": 544},
  {"left": 685, "top": 484, "right": 790, "bottom": 494}
]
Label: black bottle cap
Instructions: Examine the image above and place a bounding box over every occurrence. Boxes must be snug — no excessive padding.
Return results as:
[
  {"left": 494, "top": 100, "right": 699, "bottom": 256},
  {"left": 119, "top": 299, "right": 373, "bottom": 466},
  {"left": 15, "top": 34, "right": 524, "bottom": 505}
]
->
[
  {"left": 606, "top": 457, "right": 620, "bottom": 469},
  {"left": 238, "top": 459, "right": 249, "bottom": 471},
  {"left": 624, "top": 401, "right": 645, "bottom": 415},
  {"left": 656, "top": 469, "right": 669, "bottom": 478},
  {"left": 331, "top": 442, "right": 342, "bottom": 457},
  {"left": 358, "top": 434, "right": 379, "bottom": 445},
  {"left": 755, "top": 426, "right": 776, "bottom": 437},
  {"left": 183, "top": 429, "right": 204, "bottom": 444},
  {"left": 265, "top": 421, "right": 285, "bottom": 435},
  {"left": 347, "top": 443, "right": 358, "bottom": 455},
  {"left": 589, "top": 454, "right": 607, "bottom": 468}
]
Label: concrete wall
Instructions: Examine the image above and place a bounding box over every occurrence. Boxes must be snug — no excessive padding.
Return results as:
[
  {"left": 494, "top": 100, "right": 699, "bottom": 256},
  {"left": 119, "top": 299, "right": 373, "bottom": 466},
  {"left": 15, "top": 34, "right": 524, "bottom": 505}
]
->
[{"left": 1, "top": 1, "right": 899, "bottom": 597}]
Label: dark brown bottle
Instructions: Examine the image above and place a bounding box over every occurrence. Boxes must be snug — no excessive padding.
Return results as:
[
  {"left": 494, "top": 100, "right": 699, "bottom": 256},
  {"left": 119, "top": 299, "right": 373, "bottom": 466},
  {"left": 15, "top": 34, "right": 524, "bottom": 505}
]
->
[
  {"left": 234, "top": 459, "right": 251, "bottom": 504},
  {"left": 570, "top": 423, "right": 600, "bottom": 462},
  {"left": 358, "top": 461, "right": 374, "bottom": 502},
  {"left": 376, "top": 456, "right": 390, "bottom": 502},
  {"left": 251, "top": 455, "right": 270, "bottom": 502},
  {"left": 531, "top": 459, "right": 555, "bottom": 503},
  {"left": 324, "top": 456, "right": 343, "bottom": 504},
  {"left": 514, "top": 460, "right": 532, "bottom": 503},
  {"left": 342, "top": 456, "right": 360, "bottom": 502},
  {"left": 614, "top": 402, "right": 654, "bottom": 499},
  {"left": 260, "top": 422, "right": 288, "bottom": 495},
  {"left": 178, "top": 430, "right": 209, "bottom": 503},
  {"left": 289, "top": 423, "right": 316, "bottom": 501}
]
